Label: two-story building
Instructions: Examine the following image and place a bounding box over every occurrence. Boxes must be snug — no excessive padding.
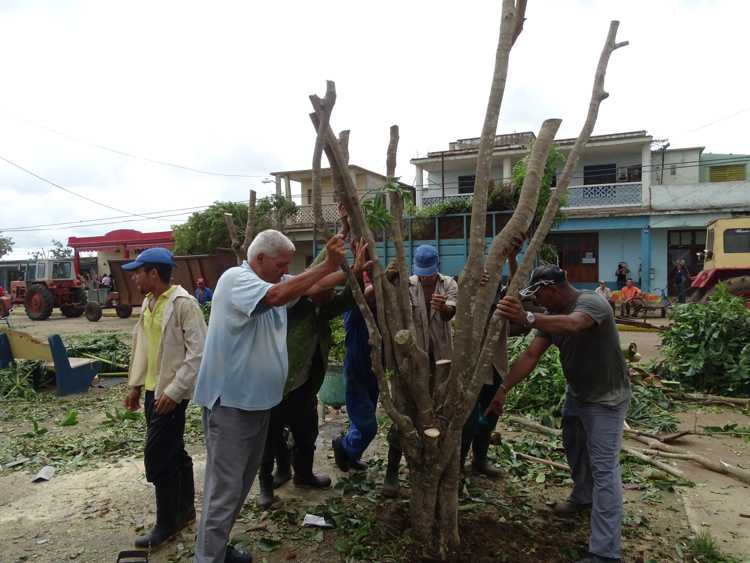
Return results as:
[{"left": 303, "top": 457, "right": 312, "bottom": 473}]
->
[{"left": 410, "top": 130, "right": 750, "bottom": 293}]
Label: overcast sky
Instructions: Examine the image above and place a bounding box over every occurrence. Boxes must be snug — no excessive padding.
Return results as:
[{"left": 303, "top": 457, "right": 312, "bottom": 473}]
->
[{"left": 1, "top": 0, "right": 748, "bottom": 259}]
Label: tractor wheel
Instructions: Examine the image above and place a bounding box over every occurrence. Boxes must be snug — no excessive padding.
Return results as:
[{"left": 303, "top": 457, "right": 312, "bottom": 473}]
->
[
  {"left": 25, "top": 285, "right": 54, "bottom": 321},
  {"left": 701, "top": 276, "right": 750, "bottom": 306},
  {"left": 85, "top": 302, "right": 103, "bottom": 322},
  {"left": 115, "top": 304, "right": 133, "bottom": 319},
  {"left": 61, "top": 305, "right": 85, "bottom": 318}
]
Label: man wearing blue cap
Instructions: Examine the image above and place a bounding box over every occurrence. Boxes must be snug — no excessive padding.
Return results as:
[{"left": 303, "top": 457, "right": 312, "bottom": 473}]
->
[
  {"left": 122, "top": 247, "right": 207, "bottom": 549},
  {"left": 381, "top": 244, "right": 458, "bottom": 497}
]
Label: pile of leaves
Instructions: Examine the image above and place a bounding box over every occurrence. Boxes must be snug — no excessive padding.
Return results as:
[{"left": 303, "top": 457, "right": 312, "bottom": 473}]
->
[
  {"left": 505, "top": 336, "right": 566, "bottom": 424},
  {"left": 64, "top": 333, "right": 131, "bottom": 372},
  {"left": 0, "top": 360, "right": 47, "bottom": 399},
  {"left": 661, "top": 283, "right": 750, "bottom": 396},
  {"left": 505, "top": 335, "right": 678, "bottom": 432}
]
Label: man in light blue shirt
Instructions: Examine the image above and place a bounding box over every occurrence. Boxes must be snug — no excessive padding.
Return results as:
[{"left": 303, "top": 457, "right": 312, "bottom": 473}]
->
[{"left": 193, "top": 229, "right": 346, "bottom": 563}]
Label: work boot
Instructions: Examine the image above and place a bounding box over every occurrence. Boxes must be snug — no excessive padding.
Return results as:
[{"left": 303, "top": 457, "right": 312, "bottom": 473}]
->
[
  {"left": 134, "top": 481, "right": 180, "bottom": 549},
  {"left": 471, "top": 433, "right": 502, "bottom": 479},
  {"left": 178, "top": 460, "right": 196, "bottom": 527},
  {"left": 292, "top": 450, "right": 331, "bottom": 489},
  {"left": 225, "top": 544, "right": 253, "bottom": 563},
  {"left": 331, "top": 436, "right": 350, "bottom": 472},
  {"left": 257, "top": 474, "right": 274, "bottom": 509},
  {"left": 381, "top": 446, "right": 402, "bottom": 498},
  {"left": 552, "top": 498, "right": 592, "bottom": 517},
  {"left": 273, "top": 441, "right": 292, "bottom": 488}
]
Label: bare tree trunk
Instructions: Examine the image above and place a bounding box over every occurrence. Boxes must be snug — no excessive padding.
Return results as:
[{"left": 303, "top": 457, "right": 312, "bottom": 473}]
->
[
  {"left": 223, "top": 213, "right": 243, "bottom": 265},
  {"left": 242, "top": 189, "right": 257, "bottom": 257},
  {"left": 301, "top": 5, "right": 628, "bottom": 561}
]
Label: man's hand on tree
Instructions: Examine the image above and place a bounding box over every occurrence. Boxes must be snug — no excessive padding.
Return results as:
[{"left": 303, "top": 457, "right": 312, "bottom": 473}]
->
[
  {"left": 351, "top": 238, "right": 374, "bottom": 277},
  {"left": 485, "top": 391, "right": 506, "bottom": 417},
  {"left": 324, "top": 234, "right": 347, "bottom": 269},
  {"left": 124, "top": 387, "right": 141, "bottom": 412},
  {"left": 431, "top": 293, "right": 449, "bottom": 313},
  {"left": 497, "top": 295, "right": 526, "bottom": 324}
]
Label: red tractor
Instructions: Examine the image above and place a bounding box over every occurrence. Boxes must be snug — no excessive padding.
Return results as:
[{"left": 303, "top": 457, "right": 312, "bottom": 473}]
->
[{"left": 10, "top": 259, "right": 87, "bottom": 320}]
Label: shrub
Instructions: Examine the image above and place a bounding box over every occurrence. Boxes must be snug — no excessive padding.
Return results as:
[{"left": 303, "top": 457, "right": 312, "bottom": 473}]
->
[{"left": 661, "top": 283, "right": 750, "bottom": 396}]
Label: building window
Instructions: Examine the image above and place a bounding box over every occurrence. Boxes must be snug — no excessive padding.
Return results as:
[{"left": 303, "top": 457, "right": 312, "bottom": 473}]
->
[
  {"left": 458, "top": 175, "right": 475, "bottom": 194},
  {"left": 709, "top": 164, "right": 746, "bottom": 182},
  {"left": 670, "top": 164, "right": 676, "bottom": 176},
  {"left": 583, "top": 164, "right": 616, "bottom": 185}
]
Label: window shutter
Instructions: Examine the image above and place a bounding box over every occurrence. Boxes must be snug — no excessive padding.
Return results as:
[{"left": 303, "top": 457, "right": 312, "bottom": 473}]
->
[{"left": 709, "top": 164, "right": 746, "bottom": 182}]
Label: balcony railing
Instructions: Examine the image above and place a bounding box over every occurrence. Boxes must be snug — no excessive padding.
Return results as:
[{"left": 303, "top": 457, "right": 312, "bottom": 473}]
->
[
  {"left": 419, "top": 182, "right": 643, "bottom": 211},
  {"left": 563, "top": 182, "right": 642, "bottom": 209},
  {"left": 285, "top": 203, "right": 341, "bottom": 227}
]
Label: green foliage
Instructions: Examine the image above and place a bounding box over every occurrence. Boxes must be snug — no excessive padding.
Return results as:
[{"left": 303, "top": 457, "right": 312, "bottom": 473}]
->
[
  {"left": 59, "top": 409, "right": 79, "bottom": 427},
  {"left": 505, "top": 336, "right": 566, "bottom": 424},
  {"left": 511, "top": 144, "right": 567, "bottom": 233},
  {"left": 506, "top": 335, "right": 678, "bottom": 431},
  {"left": 684, "top": 531, "right": 738, "bottom": 563},
  {"left": 361, "top": 196, "right": 392, "bottom": 233},
  {"left": 0, "top": 360, "right": 46, "bottom": 400},
  {"left": 661, "top": 284, "right": 750, "bottom": 396},
  {"left": 328, "top": 316, "right": 345, "bottom": 365},
  {"left": 64, "top": 333, "right": 131, "bottom": 371},
  {"left": 172, "top": 196, "right": 298, "bottom": 255},
  {"left": 201, "top": 301, "right": 212, "bottom": 325},
  {"left": 103, "top": 407, "right": 142, "bottom": 425},
  {"left": 627, "top": 385, "right": 677, "bottom": 432},
  {"left": 0, "top": 233, "right": 15, "bottom": 258}
]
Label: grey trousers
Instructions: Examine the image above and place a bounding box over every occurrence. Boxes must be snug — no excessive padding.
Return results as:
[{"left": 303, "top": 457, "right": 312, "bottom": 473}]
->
[
  {"left": 194, "top": 403, "right": 271, "bottom": 563},
  {"left": 562, "top": 394, "right": 629, "bottom": 560}
]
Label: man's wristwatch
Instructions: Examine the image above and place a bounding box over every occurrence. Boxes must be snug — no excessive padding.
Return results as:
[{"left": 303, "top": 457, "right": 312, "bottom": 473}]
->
[{"left": 524, "top": 311, "right": 536, "bottom": 328}]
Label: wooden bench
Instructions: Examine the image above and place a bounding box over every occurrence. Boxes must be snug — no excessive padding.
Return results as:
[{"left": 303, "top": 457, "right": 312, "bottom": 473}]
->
[
  {"left": 0, "top": 329, "right": 101, "bottom": 396},
  {"left": 611, "top": 289, "right": 670, "bottom": 318}
]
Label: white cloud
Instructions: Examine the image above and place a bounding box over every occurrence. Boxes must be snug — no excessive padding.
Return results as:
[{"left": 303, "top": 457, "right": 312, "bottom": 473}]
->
[{"left": 1, "top": 0, "right": 748, "bottom": 258}]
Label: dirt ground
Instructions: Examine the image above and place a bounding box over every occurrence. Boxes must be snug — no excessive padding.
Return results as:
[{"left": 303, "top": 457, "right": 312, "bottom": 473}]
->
[
  {"left": 2, "top": 312, "right": 749, "bottom": 562},
  {"left": 7, "top": 306, "right": 140, "bottom": 340}
]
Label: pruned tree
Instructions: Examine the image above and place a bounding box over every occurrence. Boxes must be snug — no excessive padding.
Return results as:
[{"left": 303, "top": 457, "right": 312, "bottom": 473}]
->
[
  {"left": 307, "top": 2, "right": 628, "bottom": 559},
  {"left": 224, "top": 189, "right": 258, "bottom": 264}
]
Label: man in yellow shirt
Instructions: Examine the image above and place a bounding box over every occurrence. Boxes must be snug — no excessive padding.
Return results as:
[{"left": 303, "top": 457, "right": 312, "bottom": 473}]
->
[{"left": 123, "top": 248, "right": 207, "bottom": 549}]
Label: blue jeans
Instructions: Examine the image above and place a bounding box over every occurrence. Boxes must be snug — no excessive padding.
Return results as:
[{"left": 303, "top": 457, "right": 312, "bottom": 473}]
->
[
  {"left": 562, "top": 394, "right": 629, "bottom": 560},
  {"left": 341, "top": 366, "right": 379, "bottom": 461}
]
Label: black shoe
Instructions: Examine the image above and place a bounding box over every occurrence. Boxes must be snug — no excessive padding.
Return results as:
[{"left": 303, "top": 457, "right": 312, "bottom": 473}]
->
[
  {"left": 257, "top": 475, "right": 274, "bottom": 509},
  {"left": 134, "top": 482, "right": 180, "bottom": 549},
  {"left": 350, "top": 458, "right": 368, "bottom": 471},
  {"left": 552, "top": 499, "right": 592, "bottom": 516},
  {"left": 293, "top": 472, "right": 332, "bottom": 488},
  {"left": 331, "top": 436, "right": 350, "bottom": 472},
  {"left": 472, "top": 458, "right": 503, "bottom": 479},
  {"left": 293, "top": 449, "right": 331, "bottom": 488},
  {"left": 225, "top": 544, "right": 253, "bottom": 563},
  {"left": 575, "top": 556, "right": 621, "bottom": 563}
]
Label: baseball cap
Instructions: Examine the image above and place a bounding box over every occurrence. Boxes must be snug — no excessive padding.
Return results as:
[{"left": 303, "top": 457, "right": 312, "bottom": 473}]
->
[
  {"left": 520, "top": 264, "right": 566, "bottom": 297},
  {"left": 412, "top": 245, "right": 439, "bottom": 276},
  {"left": 122, "top": 247, "right": 176, "bottom": 271}
]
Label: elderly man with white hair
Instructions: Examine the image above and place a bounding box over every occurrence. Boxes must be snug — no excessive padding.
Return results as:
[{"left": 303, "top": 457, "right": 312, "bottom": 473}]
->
[{"left": 193, "top": 229, "right": 346, "bottom": 563}]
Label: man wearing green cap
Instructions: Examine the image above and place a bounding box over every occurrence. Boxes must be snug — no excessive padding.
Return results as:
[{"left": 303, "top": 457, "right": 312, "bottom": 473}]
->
[
  {"left": 123, "top": 247, "right": 207, "bottom": 549},
  {"left": 487, "top": 264, "right": 630, "bottom": 563}
]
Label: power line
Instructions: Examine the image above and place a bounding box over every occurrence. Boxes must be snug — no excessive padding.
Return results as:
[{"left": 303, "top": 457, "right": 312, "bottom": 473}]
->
[
  {"left": 3, "top": 155, "right": 749, "bottom": 234},
  {"left": 14, "top": 118, "right": 270, "bottom": 179},
  {"left": 0, "top": 153, "right": 171, "bottom": 224}
]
